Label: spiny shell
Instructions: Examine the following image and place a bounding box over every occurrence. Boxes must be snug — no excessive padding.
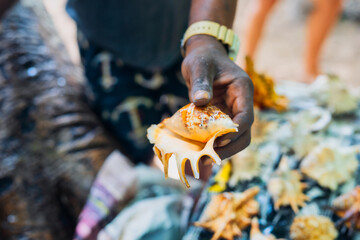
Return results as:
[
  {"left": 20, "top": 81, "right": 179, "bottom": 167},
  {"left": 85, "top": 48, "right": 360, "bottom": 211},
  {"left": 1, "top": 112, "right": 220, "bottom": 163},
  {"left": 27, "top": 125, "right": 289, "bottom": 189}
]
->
[
  {"left": 290, "top": 215, "right": 338, "bottom": 240},
  {"left": 194, "top": 187, "right": 260, "bottom": 240},
  {"left": 147, "top": 103, "right": 238, "bottom": 187},
  {"left": 268, "top": 157, "right": 309, "bottom": 213}
]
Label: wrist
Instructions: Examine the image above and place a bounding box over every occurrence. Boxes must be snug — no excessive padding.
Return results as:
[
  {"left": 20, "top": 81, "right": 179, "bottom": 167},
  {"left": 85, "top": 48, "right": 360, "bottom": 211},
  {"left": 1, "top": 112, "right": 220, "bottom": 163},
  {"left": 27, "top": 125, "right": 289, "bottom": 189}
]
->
[{"left": 185, "top": 35, "right": 227, "bottom": 57}]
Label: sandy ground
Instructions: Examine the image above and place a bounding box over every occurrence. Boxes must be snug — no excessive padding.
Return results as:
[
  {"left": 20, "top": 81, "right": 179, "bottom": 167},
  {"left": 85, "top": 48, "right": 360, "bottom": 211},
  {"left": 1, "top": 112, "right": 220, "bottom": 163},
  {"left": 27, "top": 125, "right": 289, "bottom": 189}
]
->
[
  {"left": 235, "top": 0, "right": 360, "bottom": 86},
  {"left": 43, "top": 0, "right": 359, "bottom": 86}
]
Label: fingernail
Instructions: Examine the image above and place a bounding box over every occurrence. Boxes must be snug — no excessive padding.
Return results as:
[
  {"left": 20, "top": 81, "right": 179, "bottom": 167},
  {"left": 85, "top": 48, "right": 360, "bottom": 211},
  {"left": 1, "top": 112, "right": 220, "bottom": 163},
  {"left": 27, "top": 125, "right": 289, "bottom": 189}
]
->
[
  {"left": 194, "top": 90, "right": 210, "bottom": 102},
  {"left": 214, "top": 139, "right": 231, "bottom": 148}
]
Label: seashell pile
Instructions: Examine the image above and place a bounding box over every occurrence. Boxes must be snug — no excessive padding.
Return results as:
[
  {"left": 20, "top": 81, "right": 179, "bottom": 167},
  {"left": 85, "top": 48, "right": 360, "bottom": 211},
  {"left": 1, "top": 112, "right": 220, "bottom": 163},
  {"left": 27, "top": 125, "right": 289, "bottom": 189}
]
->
[
  {"left": 290, "top": 215, "right": 338, "bottom": 240},
  {"left": 268, "top": 157, "right": 309, "bottom": 213},
  {"left": 194, "top": 187, "right": 260, "bottom": 240},
  {"left": 155, "top": 66, "right": 360, "bottom": 239},
  {"left": 300, "top": 143, "right": 359, "bottom": 191}
]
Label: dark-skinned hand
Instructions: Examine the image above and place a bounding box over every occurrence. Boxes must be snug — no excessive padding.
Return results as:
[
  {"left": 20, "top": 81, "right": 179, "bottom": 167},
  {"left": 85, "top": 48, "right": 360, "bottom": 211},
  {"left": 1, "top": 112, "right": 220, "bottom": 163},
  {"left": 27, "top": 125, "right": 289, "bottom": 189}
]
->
[{"left": 182, "top": 35, "right": 254, "bottom": 160}]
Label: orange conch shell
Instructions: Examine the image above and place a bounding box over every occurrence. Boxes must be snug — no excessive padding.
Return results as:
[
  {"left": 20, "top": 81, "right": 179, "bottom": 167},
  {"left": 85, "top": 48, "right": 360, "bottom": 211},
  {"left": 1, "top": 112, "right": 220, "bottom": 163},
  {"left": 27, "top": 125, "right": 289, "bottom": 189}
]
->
[
  {"left": 147, "top": 103, "right": 238, "bottom": 187},
  {"left": 300, "top": 144, "right": 359, "bottom": 191},
  {"left": 268, "top": 157, "right": 309, "bottom": 213},
  {"left": 194, "top": 187, "right": 260, "bottom": 240},
  {"left": 164, "top": 103, "right": 237, "bottom": 143},
  {"left": 332, "top": 186, "right": 360, "bottom": 230},
  {"left": 290, "top": 215, "right": 338, "bottom": 240}
]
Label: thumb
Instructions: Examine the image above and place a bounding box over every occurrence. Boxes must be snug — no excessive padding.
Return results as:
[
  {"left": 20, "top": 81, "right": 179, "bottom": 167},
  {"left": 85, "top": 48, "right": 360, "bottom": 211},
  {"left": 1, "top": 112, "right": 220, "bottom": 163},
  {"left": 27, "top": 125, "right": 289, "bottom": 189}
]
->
[{"left": 187, "top": 58, "right": 214, "bottom": 107}]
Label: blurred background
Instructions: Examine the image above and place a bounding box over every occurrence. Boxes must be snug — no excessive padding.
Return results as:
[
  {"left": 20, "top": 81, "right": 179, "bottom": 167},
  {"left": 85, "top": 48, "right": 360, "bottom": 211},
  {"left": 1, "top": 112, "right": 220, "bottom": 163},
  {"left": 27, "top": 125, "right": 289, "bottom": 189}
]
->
[
  {"left": 43, "top": 0, "right": 360, "bottom": 86},
  {"left": 1, "top": 0, "right": 360, "bottom": 239}
]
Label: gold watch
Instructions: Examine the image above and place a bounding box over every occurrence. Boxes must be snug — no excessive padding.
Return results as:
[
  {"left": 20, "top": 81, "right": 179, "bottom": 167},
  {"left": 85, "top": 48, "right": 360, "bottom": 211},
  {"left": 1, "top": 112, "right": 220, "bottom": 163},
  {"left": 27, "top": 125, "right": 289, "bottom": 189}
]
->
[{"left": 181, "top": 20, "right": 240, "bottom": 61}]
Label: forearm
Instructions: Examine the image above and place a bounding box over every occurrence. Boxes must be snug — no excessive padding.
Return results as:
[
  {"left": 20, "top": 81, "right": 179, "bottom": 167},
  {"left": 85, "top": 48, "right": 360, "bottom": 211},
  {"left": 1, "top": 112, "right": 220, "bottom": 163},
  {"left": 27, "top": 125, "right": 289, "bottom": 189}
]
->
[
  {"left": 0, "top": 0, "right": 17, "bottom": 20},
  {"left": 189, "top": 0, "right": 237, "bottom": 27},
  {"left": 186, "top": 0, "right": 238, "bottom": 55},
  {"left": 182, "top": 1, "right": 253, "bottom": 159}
]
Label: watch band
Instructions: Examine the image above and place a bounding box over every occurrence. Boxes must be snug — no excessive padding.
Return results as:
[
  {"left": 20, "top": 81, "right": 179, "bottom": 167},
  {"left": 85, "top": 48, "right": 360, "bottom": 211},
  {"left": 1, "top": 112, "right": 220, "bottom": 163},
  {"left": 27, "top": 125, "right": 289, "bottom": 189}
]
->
[{"left": 181, "top": 20, "right": 240, "bottom": 61}]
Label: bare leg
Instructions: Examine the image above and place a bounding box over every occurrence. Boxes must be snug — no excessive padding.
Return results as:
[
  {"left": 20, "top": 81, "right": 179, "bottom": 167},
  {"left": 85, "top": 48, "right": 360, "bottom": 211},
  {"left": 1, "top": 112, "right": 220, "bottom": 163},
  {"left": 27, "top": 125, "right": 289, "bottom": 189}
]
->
[
  {"left": 304, "top": 0, "right": 343, "bottom": 82},
  {"left": 238, "top": 0, "right": 279, "bottom": 66}
]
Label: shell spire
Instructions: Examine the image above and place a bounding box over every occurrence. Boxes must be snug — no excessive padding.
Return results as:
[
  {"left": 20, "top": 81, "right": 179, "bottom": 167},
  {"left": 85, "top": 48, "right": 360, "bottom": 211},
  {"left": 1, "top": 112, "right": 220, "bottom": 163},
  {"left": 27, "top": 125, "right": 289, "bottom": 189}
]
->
[{"left": 267, "top": 157, "right": 308, "bottom": 213}]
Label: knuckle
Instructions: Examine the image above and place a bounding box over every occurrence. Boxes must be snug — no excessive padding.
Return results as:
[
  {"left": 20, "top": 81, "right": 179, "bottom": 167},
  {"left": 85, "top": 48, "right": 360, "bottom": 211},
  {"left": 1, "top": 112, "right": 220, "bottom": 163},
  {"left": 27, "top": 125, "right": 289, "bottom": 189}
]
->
[
  {"left": 181, "top": 56, "right": 192, "bottom": 70},
  {"left": 193, "top": 77, "right": 210, "bottom": 88}
]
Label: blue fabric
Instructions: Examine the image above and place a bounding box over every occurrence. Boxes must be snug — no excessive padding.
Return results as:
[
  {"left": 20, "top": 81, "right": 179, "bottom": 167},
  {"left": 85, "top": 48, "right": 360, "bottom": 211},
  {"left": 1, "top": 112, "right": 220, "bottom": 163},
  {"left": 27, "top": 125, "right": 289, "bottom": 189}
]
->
[{"left": 67, "top": 0, "right": 191, "bottom": 71}]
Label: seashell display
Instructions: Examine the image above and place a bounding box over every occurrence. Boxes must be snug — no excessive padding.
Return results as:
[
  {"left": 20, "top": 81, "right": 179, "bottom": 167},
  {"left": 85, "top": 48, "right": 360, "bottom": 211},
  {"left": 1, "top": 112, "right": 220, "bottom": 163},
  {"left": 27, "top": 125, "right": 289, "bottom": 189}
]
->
[
  {"left": 300, "top": 144, "right": 359, "bottom": 191},
  {"left": 194, "top": 187, "right": 260, "bottom": 240},
  {"left": 268, "top": 157, "right": 309, "bottom": 213},
  {"left": 147, "top": 103, "right": 238, "bottom": 187},
  {"left": 290, "top": 215, "right": 338, "bottom": 240},
  {"left": 250, "top": 218, "right": 278, "bottom": 240},
  {"left": 310, "top": 74, "right": 358, "bottom": 115},
  {"left": 332, "top": 186, "right": 360, "bottom": 230},
  {"left": 229, "top": 146, "right": 264, "bottom": 186}
]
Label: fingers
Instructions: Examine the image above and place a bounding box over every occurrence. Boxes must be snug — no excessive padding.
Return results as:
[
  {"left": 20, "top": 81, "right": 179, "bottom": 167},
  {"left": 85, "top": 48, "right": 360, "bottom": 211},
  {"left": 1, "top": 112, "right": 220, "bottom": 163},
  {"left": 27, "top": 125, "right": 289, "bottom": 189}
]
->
[
  {"left": 226, "top": 72, "right": 254, "bottom": 116},
  {"left": 193, "top": 88, "right": 211, "bottom": 106},
  {"left": 215, "top": 129, "right": 251, "bottom": 160},
  {"left": 183, "top": 56, "right": 215, "bottom": 107},
  {"left": 215, "top": 109, "right": 254, "bottom": 146},
  {"left": 218, "top": 130, "right": 251, "bottom": 159},
  {"left": 215, "top": 73, "right": 254, "bottom": 147}
]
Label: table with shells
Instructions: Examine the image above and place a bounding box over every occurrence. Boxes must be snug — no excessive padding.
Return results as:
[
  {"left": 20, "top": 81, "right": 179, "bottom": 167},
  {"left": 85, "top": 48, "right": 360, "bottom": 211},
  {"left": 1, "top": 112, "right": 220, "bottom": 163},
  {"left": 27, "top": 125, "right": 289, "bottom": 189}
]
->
[{"left": 183, "top": 74, "right": 360, "bottom": 240}]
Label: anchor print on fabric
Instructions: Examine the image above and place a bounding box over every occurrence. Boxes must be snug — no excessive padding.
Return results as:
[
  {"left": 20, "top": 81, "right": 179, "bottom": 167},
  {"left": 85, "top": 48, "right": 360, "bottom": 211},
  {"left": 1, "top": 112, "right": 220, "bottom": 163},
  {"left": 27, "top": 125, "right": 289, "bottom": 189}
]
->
[
  {"left": 92, "top": 52, "right": 118, "bottom": 91},
  {"left": 134, "top": 72, "right": 165, "bottom": 90},
  {"left": 111, "top": 97, "right": 153, "bottom": 148}
]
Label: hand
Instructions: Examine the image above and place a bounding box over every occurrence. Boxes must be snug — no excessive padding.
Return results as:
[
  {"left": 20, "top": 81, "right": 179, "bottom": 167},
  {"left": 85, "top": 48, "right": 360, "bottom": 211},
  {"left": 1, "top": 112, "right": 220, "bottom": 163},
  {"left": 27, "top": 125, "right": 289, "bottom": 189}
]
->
[{"left": 181, "top": 35, "right": 254, "bottom": 159}]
